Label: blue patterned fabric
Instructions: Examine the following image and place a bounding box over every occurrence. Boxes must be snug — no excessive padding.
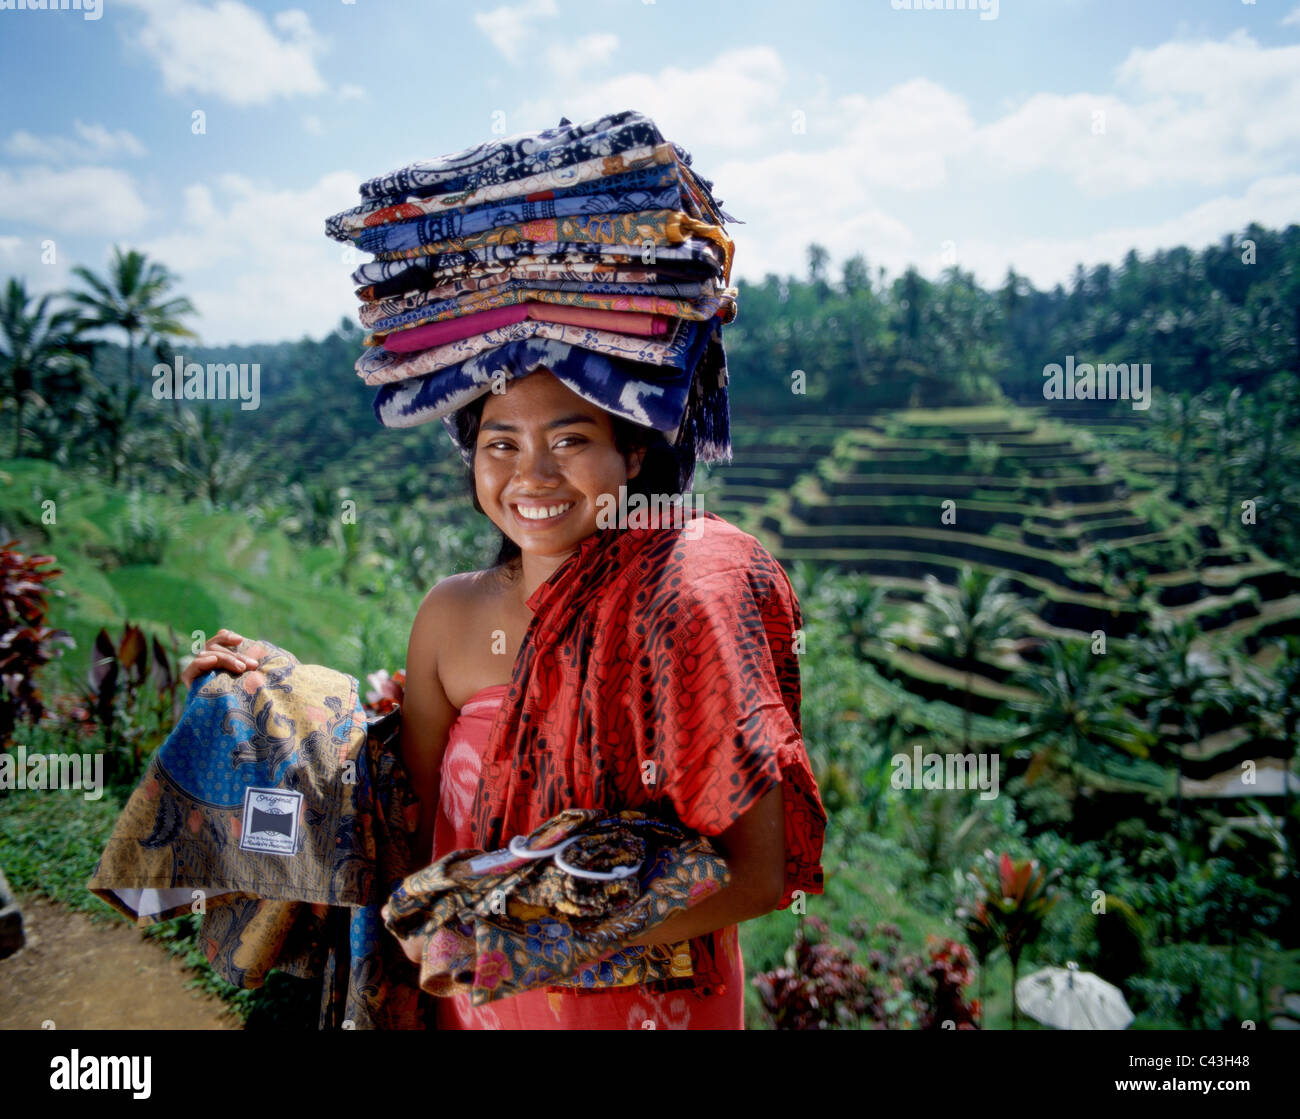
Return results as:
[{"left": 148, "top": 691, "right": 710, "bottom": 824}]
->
[
  {"left": 354, "top": 184, "right": 683, "bottom": 257},
  {"left": 87, "top": 639, "right": 434, "bottom": 1029},
  {"left": 371, "top": 321, "right": 730, "bottom": 487},
  {"left": 355, "top": 110, "right": 668, "bottom": 203},
  {"left": 350, "top": 237, "right": 724, "bottom": 290},
  {"left": 332, "top": 162, "right": 683, "bottom": 247},
  {"left": 364, "top": 277, "right": 708, "bottom": 336},
  {"left": 328, "top": 111, "right": 736, "bottom": 472}
]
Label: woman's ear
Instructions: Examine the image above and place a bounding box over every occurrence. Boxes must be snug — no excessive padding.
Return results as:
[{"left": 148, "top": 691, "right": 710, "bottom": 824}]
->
[{"left": 626, "top": 445, "right": 647, "bottom": 480}]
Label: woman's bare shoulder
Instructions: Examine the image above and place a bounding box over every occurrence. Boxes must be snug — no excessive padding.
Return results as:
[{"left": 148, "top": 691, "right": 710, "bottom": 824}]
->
[{"left": 414, "top": 566, "right": 514, "bottom": 630}]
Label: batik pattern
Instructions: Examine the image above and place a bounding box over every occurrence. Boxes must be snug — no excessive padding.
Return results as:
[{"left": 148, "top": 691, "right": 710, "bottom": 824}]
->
[
  {"left": 365, "top": 283, "right": 735, "bottom": 346},
  {"left": 358, "top": 271, "right": 705, "bottom": 328},
  {"left": 347, "top": 165, "right": 689, "bottom": 253},
  {"left": 367, "top": 209, "right": 734, "bottom": 286},
  {"left": 326, "top": 142, "right": 678, "bottom": 239},
  {"left": 381, "top": 809, "right": 728, "bottom": 1006},
  {"left": 371, "top": 321, "right": 713, "bottom": 438},
  {"left": 87, "top": 641, "right": 436, "bottom": 1029},
  {"left": 355, "top": 317, "right": 698, "bottom": 385},
  {"left": 351, "top": 239, "right": 724, "bottom": 295},
  {"left": 356, "top": 111, "right": 666, "bottom": 202},
  {"left": 470, "top": 511, "right": 827, "bottom": 910}
]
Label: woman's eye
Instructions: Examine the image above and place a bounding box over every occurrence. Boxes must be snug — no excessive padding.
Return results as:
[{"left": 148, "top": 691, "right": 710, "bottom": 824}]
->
[{"left": 481, "top": 435, "right": 586, "bottom": 452}]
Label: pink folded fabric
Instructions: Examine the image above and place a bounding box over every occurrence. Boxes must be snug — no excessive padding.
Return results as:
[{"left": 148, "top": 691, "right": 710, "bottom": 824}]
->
[{"left": 382, "top": 303, "right": 671, "bottom": 353}]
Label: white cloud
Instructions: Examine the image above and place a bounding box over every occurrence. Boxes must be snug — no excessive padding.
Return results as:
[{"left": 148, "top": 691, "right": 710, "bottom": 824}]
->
[
  {"left": 303, "top": 114, "right": 324, "bottom": 137},
  {"left": 338, "top": 83, "right": 366, "bottom": 102},
  {"left": 952, "top": 174, "right": 1300, "bottom": 295},
  {"left": 545, "top": 32, "right": 618, "bottom": 79},
  {"left": 520, "top": 47, "right": 789, "bottom": 152},
  {"left": 971, "top": 29, "right": 1300, "bottom": 195},
  {"left": 4, "top": 121, "right": 146, "bottom": 162},
  {"left": 119, "top": 0, "right": 328, "bottom": 107},
  {"left": 136, "top": 169, "right": 364, "bottom": 344},
  {"left": 474, "top": 0, "right": 557, "bottom": 63},
  {"left": 0, "top": 166, "right": 149, "bottom": 235},
  {"left": 1282, "top": 5, "right": 1300, "bottom": 27}
]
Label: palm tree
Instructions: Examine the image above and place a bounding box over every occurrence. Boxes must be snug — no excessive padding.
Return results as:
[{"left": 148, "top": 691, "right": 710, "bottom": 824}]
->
[
  {"left": 1240, "top": 636, "right": 1300, "bottom": 880},
  {"left": 1149, "top": 388, "right": 1209, "bottom": 505},
  {"left": 1133, "top": 617, "right": 1234, "bottom": 939},
  {"left": 919, "top": 566, "right": 1024, "bottom": 753},
  {"left": 68, "top": 248, "right": 198, "bottom": 476},
  {"left": 0, "top": 278, "right": 87, "bottom": 458},
  {"left": 1009, "top": 640, "right": 1152, "bottom": 836},
  {"left": 68, "top": 247, "right": 197, "bottom": 388},
  {"left": 819, "top": 571, "right": 895, "bottom": 659},
  {"left": 163, "top": 406, "right": 256, "bottom": 505}
]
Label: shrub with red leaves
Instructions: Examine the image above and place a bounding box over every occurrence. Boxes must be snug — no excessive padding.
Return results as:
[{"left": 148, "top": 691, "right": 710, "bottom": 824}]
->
[
  {"left": 751, "top": 917, "right": 874, "bottom": 1030},
  {"left": 914, "top": 936, "right": 981, "bottom": 1029},
  {"left": 753, "top": 917, "right": 981, "bottom": 1030},
  {"left": 0, "top": 540, "right": 73, "bottom": 746}
]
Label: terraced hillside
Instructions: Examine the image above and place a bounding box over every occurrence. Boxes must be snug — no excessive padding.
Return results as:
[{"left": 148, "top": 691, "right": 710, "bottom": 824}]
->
[{"left": 696, "top": 405, "right": 1300, "bottom": 792}]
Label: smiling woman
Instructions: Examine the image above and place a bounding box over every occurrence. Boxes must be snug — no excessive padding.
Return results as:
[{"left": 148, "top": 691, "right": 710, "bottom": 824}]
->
[
  {"left": 319, "top": 109, "right": 825, "bottom": 1030},
  {"left": 391, "top": 369, "right": 826, "bottom": 1029}
]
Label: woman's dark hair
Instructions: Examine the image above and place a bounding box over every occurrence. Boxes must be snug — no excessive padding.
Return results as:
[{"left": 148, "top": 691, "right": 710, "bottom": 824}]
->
[{"left": 452, "top": 382, "right": 695, "bottom": 572}]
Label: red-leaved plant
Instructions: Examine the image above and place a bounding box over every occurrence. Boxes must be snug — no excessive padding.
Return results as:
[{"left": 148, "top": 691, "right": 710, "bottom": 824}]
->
[
  {"left": 0, "top": 540, "right": 73, "bottom": 746},
  {"left": 752, "top": 917, "right": 980, "bottom": 1030}
]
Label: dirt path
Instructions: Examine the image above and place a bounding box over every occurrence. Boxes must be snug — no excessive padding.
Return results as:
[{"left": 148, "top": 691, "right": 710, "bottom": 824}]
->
[{"left": 0, "top": 895, "right": 241, "bottom": 1030}]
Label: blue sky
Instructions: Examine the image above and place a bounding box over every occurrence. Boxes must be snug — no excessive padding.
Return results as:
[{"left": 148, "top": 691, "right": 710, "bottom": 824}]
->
[{"left": 2, "top": 0, "right": 1299, "bottom": 345}]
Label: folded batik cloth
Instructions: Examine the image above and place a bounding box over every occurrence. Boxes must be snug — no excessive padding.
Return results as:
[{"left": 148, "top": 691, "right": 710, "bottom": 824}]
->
[
  {"left": 326, "top": 109, "right": 738, "bottom": 470},
  {"left": 353, "top": 110, "right": 690, "bottom": 207},
  {"left": 353, "top": 240, "right": 723, "bottom": 302},
  {"left": 358, "top": 269, "right": 705, "bottom": 328},
  {"left": 349, "top": 166, "right": 686, "bottom": 256},
  {"left": 87, "top": 638, "right": 434, "bottom": 1029},
  {"left": 367, "top": 285, "right": 733, "bottom": 347},
  {"left": 356, "top": 317, "right": 704, "bottom": 386},
  {"left": 378, "top": 305, "right": 673, "bottom": 354},
  {"left": 363, "top": 209, "right": 734, "bottom": 282},
  {"left": 373, "top": 322, "right": 723, "bottom": 458},
  {"left": 361, "top": 266, "right": 712, "bottom": 327},
  {"left": 328, "top": 141, "right": 680, "bottom": 239},
  {"left": 380, "top": 808, "right": 729, "bottom": 1006}
]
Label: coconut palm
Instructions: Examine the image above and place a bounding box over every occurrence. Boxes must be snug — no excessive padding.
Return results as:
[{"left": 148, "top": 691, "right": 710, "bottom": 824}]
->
[
  {"left": 68, "top": 247, "right": 197, "bottom": 386},
  {"left": 162, "top": 405, "right": 257, "bottom": 505},
  {"left": 1009, "top": 640, "right": 1153, "bottom": 835},
  {"left": 1239, "top": 635, "right": 1300, "bottom": 879},
  {"left": 1134, "top": 618, "right": 1234, "bottom": 844},
  {"left": 68, "top": 248, "right": 197, "bottom": 475},
  {"left": 0, "top": 278, "right": 88, "bottom": 458},
  {"left": 1133, "top": 617, "right": 1235, "bottom": 939},
  {"left": 919, "top": 566, "right": 1024, "bottom": 753}
]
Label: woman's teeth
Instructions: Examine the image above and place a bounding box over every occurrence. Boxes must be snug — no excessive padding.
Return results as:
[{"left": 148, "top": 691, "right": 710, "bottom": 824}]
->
[{"left": 516, "top": 502, "right": 573, "bottom": 521}]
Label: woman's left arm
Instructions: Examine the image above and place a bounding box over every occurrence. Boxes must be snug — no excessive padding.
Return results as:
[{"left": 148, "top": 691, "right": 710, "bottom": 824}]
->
[{"left": 624, "top": 785, "right": 786, "bottom": 946}]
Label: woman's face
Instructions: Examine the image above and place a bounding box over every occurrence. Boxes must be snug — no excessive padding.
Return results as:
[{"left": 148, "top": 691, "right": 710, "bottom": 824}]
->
[{"left": 475, "top": 370, "right": 644, "bottom": 561}]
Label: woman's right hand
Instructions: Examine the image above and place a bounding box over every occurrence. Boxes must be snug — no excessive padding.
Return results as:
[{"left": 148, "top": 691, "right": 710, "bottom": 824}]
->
[{"left": 180, "top": 628, "right": 262, "bottom": 688}]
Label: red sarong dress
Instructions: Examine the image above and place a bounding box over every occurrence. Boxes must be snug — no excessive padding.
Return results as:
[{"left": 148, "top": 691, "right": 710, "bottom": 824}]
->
[{"left": 434, "top": 510, "right": 825, "bottom": 1029}]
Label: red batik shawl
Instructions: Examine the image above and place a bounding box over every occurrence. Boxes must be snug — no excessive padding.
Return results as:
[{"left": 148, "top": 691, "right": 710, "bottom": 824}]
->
[{"left": 470, "top": 510, "right": 826, "bottom": 937}]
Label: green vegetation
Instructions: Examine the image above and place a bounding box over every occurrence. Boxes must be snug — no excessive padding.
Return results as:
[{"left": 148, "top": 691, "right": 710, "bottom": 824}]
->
[{"left": 2, "top": 227, "right": 1299, "bottom": 1029}]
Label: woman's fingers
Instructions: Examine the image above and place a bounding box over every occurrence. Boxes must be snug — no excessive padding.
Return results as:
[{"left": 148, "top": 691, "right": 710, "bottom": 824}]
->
[{"left": 181, "top": 630, "right": 261, "bottom": 685}]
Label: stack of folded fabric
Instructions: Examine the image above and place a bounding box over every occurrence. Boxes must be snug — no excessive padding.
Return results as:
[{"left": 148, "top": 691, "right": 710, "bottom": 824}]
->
[{"left": 324, "top": 109, "right": 739, "bottom": 483}]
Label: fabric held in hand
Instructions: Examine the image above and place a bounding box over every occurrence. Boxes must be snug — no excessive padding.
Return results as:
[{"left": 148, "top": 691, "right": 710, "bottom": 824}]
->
[
  {"left": 381, "top": 808, "right": 729, "bottom": 1006},
  {"left": 86, "top": 638, "right": 434, "bottom": 1030}
]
